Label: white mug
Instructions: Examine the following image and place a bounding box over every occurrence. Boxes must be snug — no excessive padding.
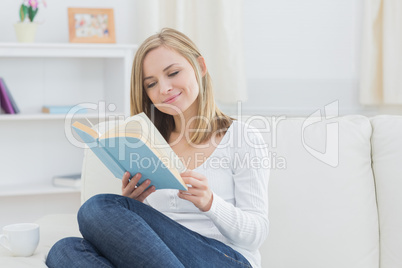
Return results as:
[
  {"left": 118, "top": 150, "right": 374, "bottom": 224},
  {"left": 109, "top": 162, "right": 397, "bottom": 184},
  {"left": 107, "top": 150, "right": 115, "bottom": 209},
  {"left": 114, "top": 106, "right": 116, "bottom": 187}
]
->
[{"left": 0, "top": 223, "right": 40, "bottom": 257}]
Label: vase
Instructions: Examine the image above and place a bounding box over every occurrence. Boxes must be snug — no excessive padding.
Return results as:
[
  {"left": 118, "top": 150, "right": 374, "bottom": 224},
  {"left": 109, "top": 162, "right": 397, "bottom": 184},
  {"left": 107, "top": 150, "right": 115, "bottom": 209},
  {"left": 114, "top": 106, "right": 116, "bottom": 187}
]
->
[{"left": 14, "top": 23, "right": 38, "bottom": 43}]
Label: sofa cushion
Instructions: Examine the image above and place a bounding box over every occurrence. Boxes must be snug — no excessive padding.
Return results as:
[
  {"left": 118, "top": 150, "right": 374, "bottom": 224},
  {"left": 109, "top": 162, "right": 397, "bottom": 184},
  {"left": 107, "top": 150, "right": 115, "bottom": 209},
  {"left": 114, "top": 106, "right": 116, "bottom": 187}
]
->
[
  {"left": 81, "top": 148, "right": 122, "bottom": 204},
  {"left": 253, "top": 115, "right": 379, "bottom": 268},
  {"left": 370, "top": 115, "right": 402, "bottom": 268}
]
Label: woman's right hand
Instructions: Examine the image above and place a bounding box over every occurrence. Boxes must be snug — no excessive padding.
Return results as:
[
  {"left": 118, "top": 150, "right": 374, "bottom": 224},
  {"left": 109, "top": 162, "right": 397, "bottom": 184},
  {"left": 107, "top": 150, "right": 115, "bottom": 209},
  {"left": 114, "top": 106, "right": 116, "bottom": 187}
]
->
[{"left": 122, "top": 172, "right": 155, "bottom": 202}]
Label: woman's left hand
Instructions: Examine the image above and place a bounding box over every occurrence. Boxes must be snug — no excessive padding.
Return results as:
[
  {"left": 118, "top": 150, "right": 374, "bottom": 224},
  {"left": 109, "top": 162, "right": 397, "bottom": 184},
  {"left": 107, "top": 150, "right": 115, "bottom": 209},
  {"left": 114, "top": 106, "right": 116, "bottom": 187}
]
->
[{"left": 178, "top": 170, "right": 213, "bottom": 212}]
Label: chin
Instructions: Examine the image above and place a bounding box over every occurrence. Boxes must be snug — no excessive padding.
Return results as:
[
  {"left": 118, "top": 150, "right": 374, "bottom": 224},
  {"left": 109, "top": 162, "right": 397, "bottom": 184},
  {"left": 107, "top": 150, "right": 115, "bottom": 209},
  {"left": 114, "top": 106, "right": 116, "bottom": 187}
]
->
[{"left": 154, "top": 103, "right": 184, "bottom": 116}]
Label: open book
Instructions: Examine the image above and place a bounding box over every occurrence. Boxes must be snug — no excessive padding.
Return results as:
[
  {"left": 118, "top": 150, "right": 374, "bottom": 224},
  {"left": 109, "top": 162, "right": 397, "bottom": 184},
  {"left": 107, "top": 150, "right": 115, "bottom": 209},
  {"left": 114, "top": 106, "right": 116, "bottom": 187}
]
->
[{"left": 72, "top": 112, "right": 187, "bottom": 191}]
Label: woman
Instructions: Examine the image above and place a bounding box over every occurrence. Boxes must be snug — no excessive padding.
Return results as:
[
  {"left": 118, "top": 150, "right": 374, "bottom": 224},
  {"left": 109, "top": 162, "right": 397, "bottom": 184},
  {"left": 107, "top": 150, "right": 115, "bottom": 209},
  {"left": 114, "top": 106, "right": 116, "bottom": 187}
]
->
[{"left": 46, "top": 28, "right": 269, "bottom": 268}]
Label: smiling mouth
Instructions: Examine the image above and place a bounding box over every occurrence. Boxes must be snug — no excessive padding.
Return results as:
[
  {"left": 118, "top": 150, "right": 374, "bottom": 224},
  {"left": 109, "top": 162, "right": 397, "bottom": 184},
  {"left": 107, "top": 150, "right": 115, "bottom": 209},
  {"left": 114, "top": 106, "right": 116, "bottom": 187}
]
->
[{"left": 163, "top": 92, "right": 182, "bottom": 104}]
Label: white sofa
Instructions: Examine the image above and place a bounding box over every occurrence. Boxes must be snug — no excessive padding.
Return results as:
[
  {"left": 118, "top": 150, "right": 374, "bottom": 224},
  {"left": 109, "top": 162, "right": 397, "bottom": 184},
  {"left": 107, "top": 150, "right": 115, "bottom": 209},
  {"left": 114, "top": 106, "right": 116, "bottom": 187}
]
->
[{"left": 1, "top": 115, "right": 402, "bottom": 268}]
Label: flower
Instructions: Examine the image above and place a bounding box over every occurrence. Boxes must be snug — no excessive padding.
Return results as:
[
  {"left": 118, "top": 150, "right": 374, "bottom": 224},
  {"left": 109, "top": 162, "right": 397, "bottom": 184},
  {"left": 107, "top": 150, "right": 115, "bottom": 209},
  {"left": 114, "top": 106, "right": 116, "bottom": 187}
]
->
[
  {"left": 19, "top": 0, "right": 46, "bottom": 22},
  {"left": 28, "top": 0, "right": 38, "bottom": 9}
]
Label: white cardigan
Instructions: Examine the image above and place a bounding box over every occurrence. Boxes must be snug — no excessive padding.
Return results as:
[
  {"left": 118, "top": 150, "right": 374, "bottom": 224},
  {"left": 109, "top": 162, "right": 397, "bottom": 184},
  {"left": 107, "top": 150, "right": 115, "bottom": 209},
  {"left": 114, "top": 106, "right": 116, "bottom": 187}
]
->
[{"left": 145, "top": 120, "right": 270, "bottom": 268}]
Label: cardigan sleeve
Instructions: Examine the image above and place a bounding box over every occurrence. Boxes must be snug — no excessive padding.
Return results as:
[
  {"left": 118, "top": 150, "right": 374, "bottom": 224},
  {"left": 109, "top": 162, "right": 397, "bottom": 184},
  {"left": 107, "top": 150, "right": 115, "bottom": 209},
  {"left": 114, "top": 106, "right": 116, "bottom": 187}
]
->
[{"left": 203, "top": 125, "right": 270, "bottom": 250}]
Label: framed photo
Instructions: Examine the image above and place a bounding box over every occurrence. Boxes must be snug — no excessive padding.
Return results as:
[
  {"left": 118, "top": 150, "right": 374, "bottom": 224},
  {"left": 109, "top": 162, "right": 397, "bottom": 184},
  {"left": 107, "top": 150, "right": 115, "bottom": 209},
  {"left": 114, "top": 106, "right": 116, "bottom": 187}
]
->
[{"left": 68, "top": 8, "right": 116, "bottom": 43}]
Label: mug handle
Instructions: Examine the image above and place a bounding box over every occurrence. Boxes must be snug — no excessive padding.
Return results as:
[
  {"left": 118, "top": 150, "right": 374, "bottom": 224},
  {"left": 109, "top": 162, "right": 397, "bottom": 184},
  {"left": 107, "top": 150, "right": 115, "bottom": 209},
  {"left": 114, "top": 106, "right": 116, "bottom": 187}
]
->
[{"left": 0, "top": 234, "right": 11, "bottom": 251}]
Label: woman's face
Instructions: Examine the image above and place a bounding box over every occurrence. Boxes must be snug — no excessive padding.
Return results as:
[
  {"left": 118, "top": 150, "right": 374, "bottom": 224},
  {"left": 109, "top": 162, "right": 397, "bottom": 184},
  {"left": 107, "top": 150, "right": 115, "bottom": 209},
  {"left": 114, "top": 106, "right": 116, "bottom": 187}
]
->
[{"left": 142, "top": 46, "right": 200, "bottom": 116}]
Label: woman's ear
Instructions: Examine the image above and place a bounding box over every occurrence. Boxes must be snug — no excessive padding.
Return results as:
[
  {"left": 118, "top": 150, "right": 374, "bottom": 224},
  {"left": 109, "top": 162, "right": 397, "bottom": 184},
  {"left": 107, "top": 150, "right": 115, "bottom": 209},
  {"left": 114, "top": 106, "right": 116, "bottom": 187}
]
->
[{"left": 197, "top": 56, "right": 207, "bottom": 77}]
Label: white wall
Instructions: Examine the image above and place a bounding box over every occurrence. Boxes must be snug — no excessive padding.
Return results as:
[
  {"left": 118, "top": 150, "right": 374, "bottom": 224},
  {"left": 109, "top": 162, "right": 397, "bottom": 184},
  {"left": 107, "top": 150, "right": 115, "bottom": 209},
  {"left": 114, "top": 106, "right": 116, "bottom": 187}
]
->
[
  {"left": 231, "top": 0, "right": 402, "bottom": 116},
  {"left": 1, "top": 0, "right": 401, "bottom": 116},
  {"left": 0, "top": 0, "right": 138, "bottom": 44}
]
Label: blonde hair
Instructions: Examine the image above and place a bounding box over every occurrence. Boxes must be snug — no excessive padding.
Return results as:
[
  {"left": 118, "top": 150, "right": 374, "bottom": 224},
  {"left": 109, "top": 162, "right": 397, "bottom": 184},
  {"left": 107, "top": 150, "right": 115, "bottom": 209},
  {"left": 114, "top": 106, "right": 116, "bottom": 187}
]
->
[{"left": 130, "top": 28, "right": 233, "bottom": 144}]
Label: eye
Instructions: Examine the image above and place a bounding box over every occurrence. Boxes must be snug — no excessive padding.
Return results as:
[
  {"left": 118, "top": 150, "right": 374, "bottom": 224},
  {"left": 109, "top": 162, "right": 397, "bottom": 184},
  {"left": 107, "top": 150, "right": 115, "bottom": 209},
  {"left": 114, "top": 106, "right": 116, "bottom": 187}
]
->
[
  {"left": 146, "top": 82, "right": 156, "bottom": 89},
  {"left": 168, "top": 71, "right": 179, "bottom": 77}
]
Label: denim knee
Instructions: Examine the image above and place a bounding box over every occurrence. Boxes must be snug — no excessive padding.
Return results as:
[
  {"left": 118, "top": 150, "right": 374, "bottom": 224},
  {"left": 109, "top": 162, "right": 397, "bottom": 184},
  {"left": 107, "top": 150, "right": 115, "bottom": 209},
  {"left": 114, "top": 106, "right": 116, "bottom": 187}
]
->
[
  {"left": 78, "top": 194, "right": 124, "bottom": 235},
  {"left": 46, "top": 237, "right": 82, "bottom": 267},
  {"left": 79, "top": 194, "right": 117, "bottom": 219}
]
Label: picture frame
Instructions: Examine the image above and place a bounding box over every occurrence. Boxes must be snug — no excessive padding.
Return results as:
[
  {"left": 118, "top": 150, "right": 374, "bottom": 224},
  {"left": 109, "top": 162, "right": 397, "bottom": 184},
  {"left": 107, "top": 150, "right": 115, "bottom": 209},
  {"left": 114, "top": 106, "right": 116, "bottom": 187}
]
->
[{"left": 68, "top": 8, "right": 116, "bottom": 43}]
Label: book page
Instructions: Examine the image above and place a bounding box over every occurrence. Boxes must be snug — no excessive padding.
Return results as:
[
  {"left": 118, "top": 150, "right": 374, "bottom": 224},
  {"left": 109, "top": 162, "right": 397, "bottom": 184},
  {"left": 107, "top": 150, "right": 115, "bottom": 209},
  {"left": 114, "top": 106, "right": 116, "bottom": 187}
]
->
[{"left": 123, "top": 113, "right": 187, "bottom": 173}]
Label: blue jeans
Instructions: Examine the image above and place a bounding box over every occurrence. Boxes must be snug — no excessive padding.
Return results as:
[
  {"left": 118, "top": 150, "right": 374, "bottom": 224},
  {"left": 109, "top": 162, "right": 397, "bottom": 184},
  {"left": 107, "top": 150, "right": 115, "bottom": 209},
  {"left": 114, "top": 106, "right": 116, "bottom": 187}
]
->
[{"left": 46, "top": 194, "right": 252, "bottom": 268}]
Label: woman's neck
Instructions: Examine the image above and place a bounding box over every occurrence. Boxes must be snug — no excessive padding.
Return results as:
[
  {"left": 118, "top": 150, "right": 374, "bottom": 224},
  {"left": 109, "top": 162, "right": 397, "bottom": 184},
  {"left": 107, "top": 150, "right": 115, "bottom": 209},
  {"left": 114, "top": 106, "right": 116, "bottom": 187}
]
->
[{"left": 172, "top": 103, "right": 199, "bottom": 137}]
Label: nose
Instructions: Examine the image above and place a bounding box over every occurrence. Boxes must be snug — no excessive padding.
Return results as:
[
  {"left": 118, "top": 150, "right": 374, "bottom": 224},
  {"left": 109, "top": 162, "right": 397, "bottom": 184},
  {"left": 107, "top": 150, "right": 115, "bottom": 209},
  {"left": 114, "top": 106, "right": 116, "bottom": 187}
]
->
[{"left": 159, "top": 78, "right": 172, "bottom": 94}]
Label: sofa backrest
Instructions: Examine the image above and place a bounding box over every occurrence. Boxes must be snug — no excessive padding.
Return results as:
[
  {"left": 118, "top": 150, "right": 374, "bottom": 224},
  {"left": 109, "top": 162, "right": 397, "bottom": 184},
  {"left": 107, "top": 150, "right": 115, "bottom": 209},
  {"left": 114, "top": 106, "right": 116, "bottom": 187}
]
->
[
  {"left": 370, "top": 115, "right": 402, "bottom": 268},
  {"left": 80, "top": 115, "right": 380, "bottom": 268},
  {"left": 251, "top": 115, "right": 379, "bottom": 268}
]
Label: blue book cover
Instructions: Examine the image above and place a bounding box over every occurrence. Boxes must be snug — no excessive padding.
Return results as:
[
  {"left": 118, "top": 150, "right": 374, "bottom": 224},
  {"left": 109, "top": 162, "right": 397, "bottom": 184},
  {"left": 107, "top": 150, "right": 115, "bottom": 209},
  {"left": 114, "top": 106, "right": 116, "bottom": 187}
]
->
[{"left": 72, "top": 113, "right": 187, "bottom": 191}]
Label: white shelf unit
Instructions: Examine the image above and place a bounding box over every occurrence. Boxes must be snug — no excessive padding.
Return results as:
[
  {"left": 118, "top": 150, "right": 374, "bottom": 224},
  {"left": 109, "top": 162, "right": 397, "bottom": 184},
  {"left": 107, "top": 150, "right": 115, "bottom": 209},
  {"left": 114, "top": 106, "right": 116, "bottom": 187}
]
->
[
  {"left": 0, "top": 43, "right": 136, "bottom": 117},
  {"left": 0, "top": 113, "right": 111, "bottom": 121},
  {"left": 0, "top": 183, "right": 80, "bottom": 197},
  {"left": 0, "top": 43, "right": 136, "bottom": 212}
]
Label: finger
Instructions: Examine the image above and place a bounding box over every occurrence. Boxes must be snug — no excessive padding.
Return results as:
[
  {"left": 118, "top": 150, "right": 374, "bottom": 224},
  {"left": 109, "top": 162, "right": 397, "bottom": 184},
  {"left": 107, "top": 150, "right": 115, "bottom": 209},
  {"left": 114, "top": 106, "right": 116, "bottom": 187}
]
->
[
  {"left": 178, "top": 191, "right": 198, "bottom": 203},
  {"left": 129, "top": 173, "right": 142, "bottom": 188},
  {"left": 123, "top": 173, "right": 141, "bottom": 196},
  {"left": 179, "top": 187, "right": 203, "bottom": 196},
  {"left": 132, "top": 179, "right": 151, "bottom": 196},
  {"left": 181, "top": 176, "right": 207, "bottom": 190},
  {"left": 136, "top": 185, "right": 156, "bottom": 202},
  {"left": 121, "top": 171, "right": 131, "bottom": 189}
]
